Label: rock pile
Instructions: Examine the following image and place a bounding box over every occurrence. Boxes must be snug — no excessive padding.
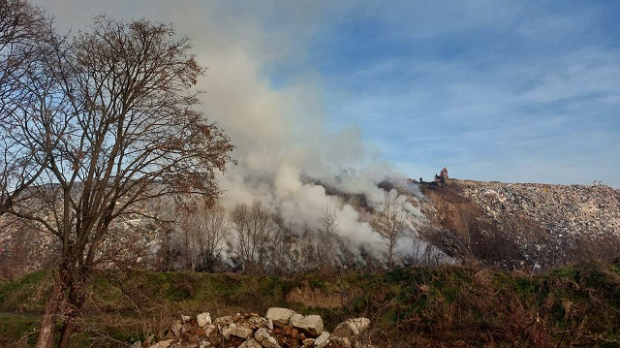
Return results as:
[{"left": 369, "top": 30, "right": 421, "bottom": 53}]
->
[{"left": 136, "top": 307, "right": 373, "bottom": 348}]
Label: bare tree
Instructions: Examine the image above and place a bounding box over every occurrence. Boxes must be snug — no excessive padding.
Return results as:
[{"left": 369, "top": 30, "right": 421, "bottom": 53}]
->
[
  {"left": 315, "top": 207, "right": 340, "bottom": 273},
  {"left": 374, "top": 190, "right": 406, "bottom": 269},
  {"left": 1, "top": 15, "right": 234, "bottom": 348},
  {"left": 196, "top": 203, "right": 228, "bottom": 272},
  {"left": 230, "top": 201, "right": 277, "bottom": 276},
  {"left": 267, "top": 211, "right": 295, "bottom": 276},
  {"left": 421, "top": 191, "right": 446, "bottom": 266},
  {"left": 454, "top": 203, "right": 476, "bottom": 264},
  {"left": 173, "top": 198, "right": 228, "bottom": 272}
]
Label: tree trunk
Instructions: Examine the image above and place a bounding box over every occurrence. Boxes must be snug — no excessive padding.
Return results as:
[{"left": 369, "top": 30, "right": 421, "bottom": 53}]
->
[
  {"left": 35, "top": 273, "right": 64, "bottom": 348},
  {"left": 57, "top": 316, "right": 76, "bottom": 348},
  {"left": 57, "top": 268, "right": 87, "bottom": 348}
]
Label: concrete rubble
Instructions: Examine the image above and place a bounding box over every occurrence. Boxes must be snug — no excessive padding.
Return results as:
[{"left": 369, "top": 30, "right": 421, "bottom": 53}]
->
[{"left": 143, "top": 307, "right": 373, "bottom": 348}]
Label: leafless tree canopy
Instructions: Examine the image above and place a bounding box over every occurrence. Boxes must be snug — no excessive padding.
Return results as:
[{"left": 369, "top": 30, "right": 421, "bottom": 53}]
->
[
  {"left": 0, "top": 8, "right": 234, "bottom": 347},
  {"left": 0, "top": 0, "right": 51, "bottom": 214},
  {"left": 375, "top": 190, "right": 406, "bottom": 269},
  {"left": 170, "top": 199, "right": 228, "bottom": 272},
  {"left": 5, "top": 16, "right": 233, "bottom": 264},
  {"left": 231, "top": 201, "right": 281, "bottom": 276}
]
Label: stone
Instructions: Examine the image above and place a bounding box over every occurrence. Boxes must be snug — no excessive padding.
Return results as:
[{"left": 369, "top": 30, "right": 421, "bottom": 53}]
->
[
  {"left": 230, "top": 323, "right": 254, "bottom": 339},
  {"left": 197, "top": 312, "right": 212, "bottom": 327},
  {"left": 265, "top": 307, "right": 296, "bottom": 326},
  {"left": 255, "top": 328, "right": 281, "bottom": 348},
  {"left": 204, "top": 324, "right": 217, "bottom": 337},
  {"left": 248, "top": 316, "right": 269, "bottom": 329},
  {"left": 215, "top": 315, "right": 234, "bottom": 327},
  {"left": 171, "top": 321, "right": 183, "bottom": 338},
  {"left": 149, "top": 339, "right": 173, "bottom": 348},
  {"left": 333, "top": 317, "right": 370, "bottom": 339},
  {"left": 290, "top": 314, "right": 324, "bottom": 337},
  {"left": 181, "top": 315, "right": 191, "bottom": 323},
  {"left": 238, "top": 339, "right": 262, "bottom": 348},
  {"left": 331, "top": 336, "right": 351, "bottom": 346},
  {"left": 222, "top": 326, "right": 233, "bottom": 340},
  {"left": 255, "top": 328, "right": 269, "bottom": 341},
  {"left": 314, "top": 331, "right": 330, "bottom": 347}
]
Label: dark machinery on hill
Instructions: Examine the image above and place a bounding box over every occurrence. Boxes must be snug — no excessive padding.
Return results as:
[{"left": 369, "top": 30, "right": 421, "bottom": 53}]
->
[
  {"left": 417, "top": 167, "right": 449, "bottom": 187},
  {"left": 435, "top": 167, "right": 449, "bottom": 185}
]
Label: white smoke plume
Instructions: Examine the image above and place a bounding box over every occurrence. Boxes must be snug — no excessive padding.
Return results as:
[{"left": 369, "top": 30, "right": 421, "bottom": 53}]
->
[{"left": 33, "top": 0, "right": 429, "bottom": 262}]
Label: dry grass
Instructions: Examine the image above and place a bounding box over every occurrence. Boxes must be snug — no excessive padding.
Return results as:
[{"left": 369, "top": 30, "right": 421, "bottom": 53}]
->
[{"left": 3, "top": 262, "right": 620, "bottom": 347}]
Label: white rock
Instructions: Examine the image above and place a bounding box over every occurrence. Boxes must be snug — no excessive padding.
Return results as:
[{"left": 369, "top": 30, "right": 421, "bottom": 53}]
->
[
  {"left": 215, "top": 315, "right": 234, "bottom": 327},
  {"left": 264, "top": 336, "right": 280, "bottom": 348},
  {"left": 290, "top": 314, "right": 324, "bottom": 337},
  {"left": 302, "top": 338, "right": 315, "bottom": 346},
  {"left": 181, "top": 315, "right": 191, "bottom": 323},
  {"left": 331, "top": 336, "right": 351, "bottom": 346},
  {"left": 197, "top": 312, "right": 212, "bottom": 327},
  {"left": 254, "top": 328, "right": 270, "bottom": 342},
  {"left": 333, "top": 317, "right": 370, "bottom": 339},
  {"left": 222, "top": 326, "right": 233, "bottom": 340},
  {"left": 255, "top": 328, "right": 281, "bottom": 348},
  {"left": 265, "top": 307, "right": 296, "bottom": 326},
  {"left": 205, "top": 324, "right": 217, "bottom": 337},
  {"left": 238, "top": 338, "right": 262, "bottom": 348},
  {"left": 170, "top": 321, "right": 183, "bottom": 338},
  {"left": 149, "top": 339, "right": 173, "bottom": 348},
  {"left": 314, "top": 331, "right": 330, "bottom": 347},
  {"left": 248, "top": 316, "right": 269, "bottom": 329},
  {"left": 231, "top": 323, "right": 254, "bottom": 339}
]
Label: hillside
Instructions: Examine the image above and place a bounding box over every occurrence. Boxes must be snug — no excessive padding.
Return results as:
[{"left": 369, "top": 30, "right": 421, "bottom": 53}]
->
[
  {"left": 3, "top": 263, "right": 620, "bottom": 347},
  {"left": 408, "top": 179, "right": 620, "bottom": 271},
  {"left": 1, "top": 177, "right": 619, "bottom": 279},
  {"left": 2, "top": 178, "right": 620, "bottom": 347}
]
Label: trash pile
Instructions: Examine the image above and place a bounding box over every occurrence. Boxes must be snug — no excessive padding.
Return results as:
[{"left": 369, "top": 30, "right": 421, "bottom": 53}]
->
[{"left": 456, "top": 180, "right": 620, "bottom": 237}]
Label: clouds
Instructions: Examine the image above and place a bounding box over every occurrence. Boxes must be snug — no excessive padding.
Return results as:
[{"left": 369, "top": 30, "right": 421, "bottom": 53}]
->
[{"left": 309, "top": 1, "right": 620, "bottom": 186}]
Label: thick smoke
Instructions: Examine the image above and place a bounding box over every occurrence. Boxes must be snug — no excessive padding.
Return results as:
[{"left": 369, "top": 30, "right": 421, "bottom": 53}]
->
[
  {"left": 169, "top": 2, "right": 425, "bottom": 259},
  {"left": 34, "top": 0, "right": 428, "bottom": 262}
]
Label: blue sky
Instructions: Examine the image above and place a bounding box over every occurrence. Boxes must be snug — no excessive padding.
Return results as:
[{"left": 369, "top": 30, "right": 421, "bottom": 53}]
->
[
  {"left": 36, "top": 0, "right": 620, "bottom": 187},
  {"left": 286, "top": 1, "right": 620, "bottom": 186}
]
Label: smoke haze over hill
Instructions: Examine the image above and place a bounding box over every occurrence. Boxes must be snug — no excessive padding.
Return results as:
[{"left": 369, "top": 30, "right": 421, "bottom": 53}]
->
[{"left": 20, "top": 0, "right": 620, "bottom": 267}]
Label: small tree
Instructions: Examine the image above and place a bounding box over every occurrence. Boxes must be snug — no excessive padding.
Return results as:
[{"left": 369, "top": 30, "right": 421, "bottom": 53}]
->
[
  {"left": 454, "top": 203, "right": 476, "bottom": 264},
  {"left": 374, "top": 190, "right": 406, "bottom": 269},
  {"left": 421, "top": 190, "right": 446, "bottom": 266},
  {"left": 230, "top": 201, "right": 277, "bottom": 276},
  {"left": 1, "top": 14, "right": 234, "bottom": 348},
  {"left": 173, "top": 198, "right": 228, "bottom": 272},
  {"left": 315, "top": 207, "right": 340, "bottom": 273}
]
